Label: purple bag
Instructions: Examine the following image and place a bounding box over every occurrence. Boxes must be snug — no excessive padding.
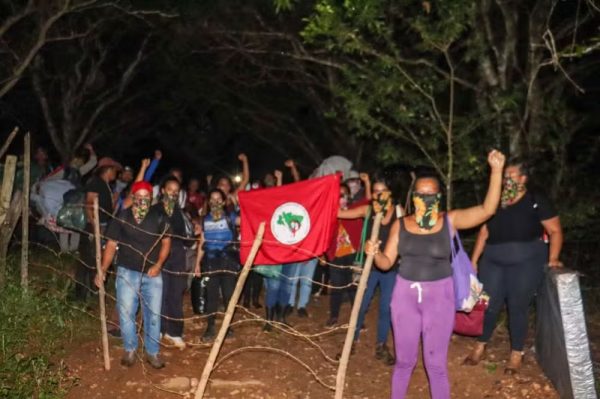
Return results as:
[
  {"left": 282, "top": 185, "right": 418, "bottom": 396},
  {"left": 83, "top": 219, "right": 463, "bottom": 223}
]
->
[{"left": 446, "top": 215, "right": 483, "bottom": 312}]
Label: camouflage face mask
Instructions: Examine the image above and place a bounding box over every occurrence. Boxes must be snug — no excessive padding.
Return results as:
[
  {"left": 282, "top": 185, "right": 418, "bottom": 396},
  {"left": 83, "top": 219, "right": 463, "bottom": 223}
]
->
[
  {"left": 163, "top": 193, "right": 178, "bottom": 216},
  {"left": 501, "top": 176, "right": 525, "bottom": 208},
  {"left": 133, "top": 197, "right": 151, "bottom": 223},
  {"left": 412, "top": 192, "right": 441, "bottom": 230}
]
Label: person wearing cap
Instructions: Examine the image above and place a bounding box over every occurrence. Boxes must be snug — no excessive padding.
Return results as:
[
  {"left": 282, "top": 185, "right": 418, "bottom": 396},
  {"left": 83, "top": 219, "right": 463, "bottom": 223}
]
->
[
  {"left": 95, "top": 181, "right": 172, "bottom": 369},
  {"left": 74, "top": 156, "right": 122, "bottom": 301}
]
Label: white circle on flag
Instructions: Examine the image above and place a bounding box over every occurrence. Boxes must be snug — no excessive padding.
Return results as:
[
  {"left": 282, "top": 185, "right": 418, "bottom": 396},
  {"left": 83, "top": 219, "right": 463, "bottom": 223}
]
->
[{"left": 270, "top": 202, "right": 311, "bottom": 245}]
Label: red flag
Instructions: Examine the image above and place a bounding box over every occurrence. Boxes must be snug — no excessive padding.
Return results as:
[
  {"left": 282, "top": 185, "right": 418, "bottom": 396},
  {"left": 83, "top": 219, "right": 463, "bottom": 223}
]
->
[{"left": 239, "top": 174, "right": 340, "bottom": 265}]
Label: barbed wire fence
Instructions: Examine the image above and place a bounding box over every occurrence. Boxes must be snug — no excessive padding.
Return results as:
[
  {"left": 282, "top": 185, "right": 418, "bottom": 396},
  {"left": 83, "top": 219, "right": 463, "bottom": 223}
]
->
[{"left": 12, "top": 196, "right": 382, "bottom": 398}]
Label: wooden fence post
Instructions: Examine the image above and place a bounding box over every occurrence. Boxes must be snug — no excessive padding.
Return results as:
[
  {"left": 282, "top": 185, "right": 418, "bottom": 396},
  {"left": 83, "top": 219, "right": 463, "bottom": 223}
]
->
[
  {"left": 0, "top": 127, "right": 19, "bottom": 160},
  {"left": 93, "top": 197, "right": 111, "bottom": 370},
  {"left": 0, "top": 155, "right": 18, "bottom": 288},
  {"left": 335, "top": 211, "right": 384, "bottom": 399},
  {"left": 21, "top": 132, "right": 30, "bottom": 288},
  {"left": 195, "top": 222, "right": 266, "bottom": 398}
]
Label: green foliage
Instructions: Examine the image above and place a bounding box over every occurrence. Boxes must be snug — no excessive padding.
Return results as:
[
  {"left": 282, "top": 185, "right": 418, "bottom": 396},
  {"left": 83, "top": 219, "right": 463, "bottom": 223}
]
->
[
  {"left": 0, "top": 257, "right": 94, "bottom": 398},
  {"left": 301, "top": 0, "right": 481, "bottom": 198}
]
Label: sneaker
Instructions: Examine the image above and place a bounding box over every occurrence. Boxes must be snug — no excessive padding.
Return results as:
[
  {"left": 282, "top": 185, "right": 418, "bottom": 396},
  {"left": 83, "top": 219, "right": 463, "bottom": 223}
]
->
[
  {"left": 145, "top": 353, "right": 165, "bottom": 369},
  {"left": 297, "top": 308, "right": 309, "bottom": 318},
  {"left": 164, "top": 334, "right": 186, "bottom": 350},
  {"left": 325, "top": 318, "right": 338, "bottom": 329},
  {"left": 283, "top": 305, "right": 294, "bottom": 318},
  {"left": 120, "top": 351, "right": 136, "bottom": 367},
  {"left": 375, "top": 343, "right": 396, "bottom": 366}
]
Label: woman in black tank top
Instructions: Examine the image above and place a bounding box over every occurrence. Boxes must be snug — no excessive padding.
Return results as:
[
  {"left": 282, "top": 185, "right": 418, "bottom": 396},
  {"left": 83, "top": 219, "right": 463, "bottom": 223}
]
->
[{"left": 365, "top": 150, "right": 505, "bottom": 399}]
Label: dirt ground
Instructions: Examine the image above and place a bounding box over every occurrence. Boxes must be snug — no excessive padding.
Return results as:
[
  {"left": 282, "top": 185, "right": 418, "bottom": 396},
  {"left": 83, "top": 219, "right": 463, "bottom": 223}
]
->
[{"left": 60, "top": 289, "right": 571, "bottom": 399}]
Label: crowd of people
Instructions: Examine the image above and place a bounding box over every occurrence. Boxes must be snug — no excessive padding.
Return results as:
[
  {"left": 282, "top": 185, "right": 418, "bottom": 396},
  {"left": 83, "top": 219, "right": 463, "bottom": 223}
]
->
[{"left": 27, "top": 145, "right": 563, "bottom": 398}]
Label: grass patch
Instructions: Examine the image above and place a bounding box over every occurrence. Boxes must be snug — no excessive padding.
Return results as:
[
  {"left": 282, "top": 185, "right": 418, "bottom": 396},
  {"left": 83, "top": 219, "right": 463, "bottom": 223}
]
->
[{"left": 0, "top": 253, "right": 97, "bottom": 398}]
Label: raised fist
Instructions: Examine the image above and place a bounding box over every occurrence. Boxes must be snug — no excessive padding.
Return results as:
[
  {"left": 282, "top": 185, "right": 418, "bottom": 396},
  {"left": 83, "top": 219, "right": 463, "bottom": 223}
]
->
[{"left": 487, "top": 149, "right": 505, "bottom": 171}]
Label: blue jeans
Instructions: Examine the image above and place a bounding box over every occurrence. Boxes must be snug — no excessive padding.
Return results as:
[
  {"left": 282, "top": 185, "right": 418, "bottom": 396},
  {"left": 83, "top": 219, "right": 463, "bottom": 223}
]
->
[
  {"left": 287, "top": 258, "right": 318, "bottom": 309},
  {"left": 116, "top": 266, "right": 163, "bottom": 356},
  {"left": 263, "top": 264, "right": 289, "bottom": 308},
  {"left": 354, "top": 268, "right": 396, "bottom": 344}
]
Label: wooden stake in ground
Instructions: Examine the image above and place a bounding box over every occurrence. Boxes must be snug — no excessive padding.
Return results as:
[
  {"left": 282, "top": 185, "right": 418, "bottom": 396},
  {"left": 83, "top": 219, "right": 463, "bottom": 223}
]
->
[
  {"left": 0, "top": 155, "right": 17, "bottom": 226},
  {"left": 20, "top": 132, "right": 30, "bottom": 289},
  {"left": 195, "top": 222, "right": 266, "bottom": 399},
  {"left": 0, "top": 127, "right": 19, "bottom": 160},
  {"left": 93, "top": 197, "right": 111, "bottom": 371},
  {"left": 335, "top": 211, "right": 384, "bottom": 399}
]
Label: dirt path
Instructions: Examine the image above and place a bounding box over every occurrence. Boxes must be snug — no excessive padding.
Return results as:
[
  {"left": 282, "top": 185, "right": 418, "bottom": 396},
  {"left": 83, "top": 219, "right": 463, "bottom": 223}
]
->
[{"left": 65, "top": 294, "right": 559, "bottom": 399}]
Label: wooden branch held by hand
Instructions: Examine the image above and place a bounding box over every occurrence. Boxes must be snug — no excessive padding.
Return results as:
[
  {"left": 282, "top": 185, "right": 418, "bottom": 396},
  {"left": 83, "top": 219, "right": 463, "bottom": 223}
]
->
[{"left": 335, "top": 211, "right": 385, "bottom": 399}]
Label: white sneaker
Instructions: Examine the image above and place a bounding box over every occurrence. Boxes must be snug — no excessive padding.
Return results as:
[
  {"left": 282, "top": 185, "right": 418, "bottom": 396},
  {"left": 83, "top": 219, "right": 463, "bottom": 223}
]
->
[{"left": 164, "top": 334, "right": 186, "bottom": 349}]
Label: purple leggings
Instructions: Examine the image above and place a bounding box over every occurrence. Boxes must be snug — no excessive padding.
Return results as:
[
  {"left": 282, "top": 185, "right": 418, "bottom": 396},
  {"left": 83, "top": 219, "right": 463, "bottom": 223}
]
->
[{"left": 390, "top": 276, "right": 454, "bottom": 399}]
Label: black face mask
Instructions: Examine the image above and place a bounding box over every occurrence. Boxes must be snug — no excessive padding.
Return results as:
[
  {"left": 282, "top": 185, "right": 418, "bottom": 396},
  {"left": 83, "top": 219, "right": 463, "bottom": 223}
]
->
[{"left": 412, "top": 192, "right": 441, "bottom": 230}]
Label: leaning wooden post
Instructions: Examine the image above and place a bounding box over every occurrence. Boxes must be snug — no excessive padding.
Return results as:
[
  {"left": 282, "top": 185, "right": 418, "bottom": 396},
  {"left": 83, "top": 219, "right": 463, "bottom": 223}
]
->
[
  {"left": 335, "top": 211, "right": 384, "bottom": 399},
  {"left": 20, "top": 132, "right": 30, "bottom": 289},
  {"left": 195, "top": 222, "right": 266, "bottom": 398},
  {"left": 0, "top": 127, "right": 19, "bottom": 160},
  {"left": 93, "top": 197, "right": 110, "bottom": 371},
  {"left": 0, "top": 155, "right": 17, "bottom": 288}
]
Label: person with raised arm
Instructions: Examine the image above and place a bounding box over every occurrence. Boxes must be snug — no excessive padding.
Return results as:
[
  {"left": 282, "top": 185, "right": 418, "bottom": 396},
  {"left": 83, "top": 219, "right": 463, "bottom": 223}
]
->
[
  {"left": 338, "top": 173, "right": 398, "bottom": 365},
  {"left": 464, "top": 157, "right": 563, "bottom": 374},
  {"left": 194, "top": 188, "right": 240, "bottom": 342},
  {"left": 214, "top": 153, "right": 249, "bottom": 212},
  {"left": 365, "top": 150, "right": 505, "bottom": 399}
]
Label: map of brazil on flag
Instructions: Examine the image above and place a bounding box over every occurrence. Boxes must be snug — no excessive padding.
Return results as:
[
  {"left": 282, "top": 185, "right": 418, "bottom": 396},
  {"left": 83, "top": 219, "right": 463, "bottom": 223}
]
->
[{"left": 238, "top": 174, "right": 340, "bottom": 265}]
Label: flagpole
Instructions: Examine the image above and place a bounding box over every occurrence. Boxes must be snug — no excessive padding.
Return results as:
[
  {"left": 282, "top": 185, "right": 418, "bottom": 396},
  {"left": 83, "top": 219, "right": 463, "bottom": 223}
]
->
[
  {"left": 195, "top": 222, "right": 266, "bottom": 399},
  {"left": 335, "top": 211, "right": 384, "bottom": 399}
]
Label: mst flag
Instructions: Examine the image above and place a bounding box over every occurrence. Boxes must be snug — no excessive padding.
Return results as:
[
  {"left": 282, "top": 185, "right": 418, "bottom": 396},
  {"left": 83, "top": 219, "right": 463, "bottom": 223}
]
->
[{"left": 238, "top": 174, "right": 340, "bottom": 265}]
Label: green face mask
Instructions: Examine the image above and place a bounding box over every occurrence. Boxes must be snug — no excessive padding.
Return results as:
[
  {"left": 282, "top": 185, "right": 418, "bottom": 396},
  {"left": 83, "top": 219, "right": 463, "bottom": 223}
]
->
[
  {"left": 163, "top": 193, "right": 178, "bottom": 216},
  {"left": 501, "top": 177, "right": 525, "bottom": 208},
  {"left": 412, "top": 192, "right": 441, "bottom": 230},
  {"left": 133, "top": 197, "right": 151, "bottom": 223}
]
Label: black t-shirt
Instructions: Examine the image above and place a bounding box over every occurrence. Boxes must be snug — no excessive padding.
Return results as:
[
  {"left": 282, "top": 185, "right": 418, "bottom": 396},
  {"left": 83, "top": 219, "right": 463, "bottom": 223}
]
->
[
  {"left": 487, "top": 192, "right": 557, "bottom": 245},
  {"left": 161, "top": 206, "right": 190, "bottom": 272},
  {"left": 105, "top": 204, "right": 171, "bottom": 273},
  {"left": 85, "top": 176, "right": 114, "bottom": 224}
]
